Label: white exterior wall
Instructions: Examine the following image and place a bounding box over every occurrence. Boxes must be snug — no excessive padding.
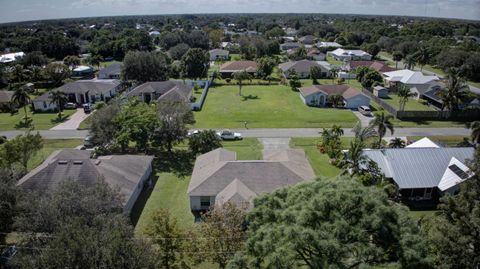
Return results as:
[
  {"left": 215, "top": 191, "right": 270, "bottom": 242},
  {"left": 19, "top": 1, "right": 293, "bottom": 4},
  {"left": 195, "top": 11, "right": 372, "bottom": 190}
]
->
[
  {"left": 32, "top": 100, "right": 57, "bottom": 111},
  {"left": 190, "top": 195, "right": 216, "bottom": 211},
  {"left": 345, "top": 95, "right": 370, "bottom": 109}
]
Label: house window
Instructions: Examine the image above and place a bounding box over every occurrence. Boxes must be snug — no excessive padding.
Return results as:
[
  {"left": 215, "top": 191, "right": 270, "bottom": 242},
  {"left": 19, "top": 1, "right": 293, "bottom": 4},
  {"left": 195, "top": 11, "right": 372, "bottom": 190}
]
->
[
  {"left": 200, "top": 197, "right": 211, "bottom": 207},
  {"left": 43, "top": 102, "right": 47, "bottom": 108}
]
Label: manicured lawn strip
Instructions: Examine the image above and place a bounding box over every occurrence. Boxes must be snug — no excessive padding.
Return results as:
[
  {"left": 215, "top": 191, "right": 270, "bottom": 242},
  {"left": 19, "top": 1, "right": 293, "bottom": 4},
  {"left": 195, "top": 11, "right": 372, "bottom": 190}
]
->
[
  {"left": 222, "top": 138, "right": 263, "bottom": 160},
  {"left": 0, "top": 108, "right": 76, "bottom": 131},
  {"left": 407, "top": 136, "right": 469, "bottom": 147},
  {"left": 27, "top": 139, "right": 83, "bottom": 171},
  {"left": 326, "top": 54, "right": 343, "bottom": 65},
  {"left": 194, "top": 85, "right": 358, "bottom": 128},
  {"left": 381, "top": 94, "right": 435, "bottom": 111},
  {"left": 408, "top": 210, "right": 438, "bottom": 220}
]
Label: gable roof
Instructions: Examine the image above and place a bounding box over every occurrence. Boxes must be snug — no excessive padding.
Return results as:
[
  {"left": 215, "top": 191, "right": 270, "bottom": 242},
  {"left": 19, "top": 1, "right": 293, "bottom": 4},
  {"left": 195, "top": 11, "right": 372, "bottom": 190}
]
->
[
  {"left": 383, "top": 69, "right": 439, "bottom": 84},
  {"left": 406, "top": 137, "right": 440, "bottom": 148},
  {"left": 220, "top": 61, "right": 257, "bottom": 73},
  {"left": 98, "top": 63, "right": 123, "bottom": 77},
  {"left": 438, "top": 157, "right": 474, "bottom": 191},
  {"left": 349, "top": 61, "right": 396, "bottom": 72},
  {"left": 17, "top": 149, "right": 154, "bottom": 206},
  {"left": 56, "top": 79, "right": 120, "bottom": 95},
  {"left": 209, "top": 49, "right": 229, "bottom": 56},
  {"left": 317, "top": 41, "right": 342, "bottom": 48},
  {"left": 362, "top": 147, "right": 474, "bottom": 189},
  {"left": 278, "top": 60, "right": 331, "bottom": 73},
  {"left": 331, "top": 48, "right": 371, "bottom": 57},
  {"left": 299, "top": 84, "right": 366, "bottom": 100},
  {"left": 188, "top": 148, "right": 315, "bottom": 206},
  {"left": 127, "top": 81, "right": 192, "bottom": 103}
]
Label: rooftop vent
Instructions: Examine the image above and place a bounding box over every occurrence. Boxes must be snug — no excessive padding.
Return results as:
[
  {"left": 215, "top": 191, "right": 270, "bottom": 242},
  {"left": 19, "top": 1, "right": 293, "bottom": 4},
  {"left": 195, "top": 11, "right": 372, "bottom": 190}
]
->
[{"left": 58, "top": 160, "right": 68, "bottom": 165}]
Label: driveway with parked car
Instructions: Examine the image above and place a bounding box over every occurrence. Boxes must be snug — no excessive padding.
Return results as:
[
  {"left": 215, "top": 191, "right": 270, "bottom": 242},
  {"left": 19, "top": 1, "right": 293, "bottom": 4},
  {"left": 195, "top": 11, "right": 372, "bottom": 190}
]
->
[{"left": 50, "top": 108, "right": 91, "bottom": 130}]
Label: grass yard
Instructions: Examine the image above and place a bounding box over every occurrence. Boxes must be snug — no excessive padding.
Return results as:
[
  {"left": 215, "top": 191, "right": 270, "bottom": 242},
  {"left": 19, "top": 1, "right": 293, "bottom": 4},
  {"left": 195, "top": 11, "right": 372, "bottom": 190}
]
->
[
  {"left": 326, "top": 54, "right": 343, "bottom": 65},
  {"left": 290, "top": 137, "right": 352, "bottom": 179},
  {"left": 382, "top": 94, "right": 435, "bottom": 111},
  {"left": 408, "top": 210, "right": 438, "bottom": 220},
  {"left": 27, "top": 139, "right": 83, "bottom": 171},
  {"left": 193, "top": 85, "right": 358, "bottom": 128},
  {"left": 0, "top": 108, "right": 76, "bottom": 131}
]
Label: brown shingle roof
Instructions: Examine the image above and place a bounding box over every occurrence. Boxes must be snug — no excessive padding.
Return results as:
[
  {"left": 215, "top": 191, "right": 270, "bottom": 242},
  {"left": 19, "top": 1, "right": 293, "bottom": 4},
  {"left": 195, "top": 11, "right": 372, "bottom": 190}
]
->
[
  {"left": 128, "top": 81, "right": 192, "bottom": 103},
  {"left": 220, "top": 61, "right": 257, "bottom": 73},
  {"left": 299, "top": 84, "right": 365, "bottom": 100},
  {"left": 349, "top": 61, "right": 396, "bottom": 72}
]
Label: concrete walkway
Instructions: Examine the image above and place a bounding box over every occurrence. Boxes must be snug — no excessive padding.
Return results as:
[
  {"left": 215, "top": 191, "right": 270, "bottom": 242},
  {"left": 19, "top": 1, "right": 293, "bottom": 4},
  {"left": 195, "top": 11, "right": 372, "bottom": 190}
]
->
[
  {"left": 50, "top": 109, "right": 90, "bottom": 130},
  {"left": 258, "top": 138, "right": 291, "bottom": 151}
]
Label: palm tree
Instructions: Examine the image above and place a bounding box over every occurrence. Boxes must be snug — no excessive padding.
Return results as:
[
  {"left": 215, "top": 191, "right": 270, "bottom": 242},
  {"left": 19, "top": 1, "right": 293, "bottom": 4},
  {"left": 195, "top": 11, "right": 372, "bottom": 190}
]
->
[
  {"left": 440, "top": 68, "right": 468, "bottom": 111},
  {"left": 12, "top": 87, "right": 31, "bottom": 125},
  {"left": 370, "top": 112, "right": 394, "bottom": 147},
  {"left": 351, "top": 121, "right": 377, "bottom": 142},
  {"left": 392, "top": 51, "right": 403, "bottom": 69},
  {"left": 389, "top": 137, "right": 406, "bottom": 148},
  {"left": 466, "top": 121, "right": 480, "bottom": 145},
  {"left": 233, "top": 70, "right": 252, "bottom": 96},
  {"left": 397, "top": 84, "right": 414, "bottom": 111},
  {"left": 328, "top": 94, "right": 343, "bottom": 108},
  {"left": 49, "top": 90, "right": 68, "bottom": 119},
  {"left": 330, "top": 67, "right": 339, "bottom": 83},
  {"left": 404, "top": 55, "right": 416, "bottom": 70},
  {"left": 338, "top": 138, "right": 367, "bottom": 176},
  {"left": 414, "top": 46, "right": 430, "bottom": 72}
]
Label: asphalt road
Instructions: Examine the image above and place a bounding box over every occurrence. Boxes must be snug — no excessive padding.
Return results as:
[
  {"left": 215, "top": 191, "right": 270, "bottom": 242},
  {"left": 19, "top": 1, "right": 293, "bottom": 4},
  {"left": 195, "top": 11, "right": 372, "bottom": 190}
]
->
[{"left": 0, "top": 127, "right": 470, "bottom": 139}]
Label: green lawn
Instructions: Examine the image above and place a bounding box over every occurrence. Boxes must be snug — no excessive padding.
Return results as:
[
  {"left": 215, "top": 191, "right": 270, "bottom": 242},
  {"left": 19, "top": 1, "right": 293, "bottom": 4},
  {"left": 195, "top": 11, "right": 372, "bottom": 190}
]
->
[
  {"left": 326, "top": 54, "right": 343, "bottom": 65},
  {"left": 0, "top": 108, "right": 76, "bottom": 131},
  {"left": 28, "top": 139, "right": 83, "bottom": 171},
  {"left": 382, "top": 94, "right": 435, "bottom": 111},
  {"left": 193, "top": 85, "right": 358, "bottom": 128},
  {"left": 408, "top": 210, "right": 438, "bottom": 220},
  {"left": 289, "top": 137, "right": 352, "bottom": 179}
]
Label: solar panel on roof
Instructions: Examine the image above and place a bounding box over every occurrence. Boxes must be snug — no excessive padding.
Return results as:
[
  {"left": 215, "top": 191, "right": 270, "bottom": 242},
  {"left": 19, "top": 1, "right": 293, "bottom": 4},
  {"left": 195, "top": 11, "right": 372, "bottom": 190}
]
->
[{"left": 448, "top": 164, "right": 470, "bottom": 179}]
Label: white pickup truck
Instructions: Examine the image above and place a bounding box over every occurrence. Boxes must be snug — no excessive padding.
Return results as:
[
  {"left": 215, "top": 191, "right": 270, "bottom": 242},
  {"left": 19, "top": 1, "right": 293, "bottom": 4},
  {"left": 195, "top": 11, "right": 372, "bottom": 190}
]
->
[{"left": 216, "top": 130, "right": 242, "bottom": 140}]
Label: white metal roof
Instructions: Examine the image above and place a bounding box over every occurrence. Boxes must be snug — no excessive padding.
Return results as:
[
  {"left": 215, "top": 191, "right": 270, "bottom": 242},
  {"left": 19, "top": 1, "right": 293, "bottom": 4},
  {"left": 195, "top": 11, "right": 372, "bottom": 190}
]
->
[
  {"left": 406, "top": 137, "right": 440, "bottom": 148},
  {"left": 383, "top": 69, "right": 439, "bottom": 85},
  {"left": 438, "top": 157, "right": 473, "bottom": 191}
]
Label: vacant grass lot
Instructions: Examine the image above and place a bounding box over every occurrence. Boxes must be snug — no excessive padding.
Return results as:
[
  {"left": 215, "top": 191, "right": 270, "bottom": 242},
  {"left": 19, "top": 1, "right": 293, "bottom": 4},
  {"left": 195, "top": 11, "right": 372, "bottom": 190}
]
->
[
  {"left": 194, "top": 85, "right": 358, "bottom": 128},
  {"left": 27, "top": 139, "right": 83, "bottom": 171},
  {"left": 0, "top": 108, "right": 76, "bottom": 131}
]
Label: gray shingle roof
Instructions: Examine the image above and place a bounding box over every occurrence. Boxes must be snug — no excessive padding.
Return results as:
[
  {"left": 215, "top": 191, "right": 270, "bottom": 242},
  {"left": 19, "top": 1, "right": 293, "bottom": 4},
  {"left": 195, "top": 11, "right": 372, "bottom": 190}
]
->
[
  {"left": 127, "top": 81, "right": 192, "bottom": 103},
  {"left": 98, "top": 63, "right": 123, "bottom": 78},
  {"left": 55, "top": 79, "right": 121, "bottom": 95},
  {"left": 188, "top": 148, "right": 315, "bottom": 205},
  {"left": 17, "top": 149, "right": 154, "bottom": 206},
  {"left": 362, "top": 147, "right": 474, "bottom": 189}
]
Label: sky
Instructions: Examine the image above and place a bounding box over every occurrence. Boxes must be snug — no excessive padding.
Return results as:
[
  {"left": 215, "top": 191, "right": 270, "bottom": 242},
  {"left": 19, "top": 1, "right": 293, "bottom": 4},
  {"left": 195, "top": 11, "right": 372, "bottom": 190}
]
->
[{"left": 0, "top": 0, "right": 479, "bottom": 23}]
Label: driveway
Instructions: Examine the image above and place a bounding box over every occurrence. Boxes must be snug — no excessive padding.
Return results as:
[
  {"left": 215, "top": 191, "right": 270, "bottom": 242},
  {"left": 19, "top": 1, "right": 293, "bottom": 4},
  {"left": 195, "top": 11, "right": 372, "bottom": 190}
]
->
[
  {"left": 258, "top": 138, "right": 291, "bottom": 151},
  {"left": 50, "top": 108, "right": 90, "bottom": 130},
  {"left": 352, "top": 111, "right": 373, "bottom": 127}
]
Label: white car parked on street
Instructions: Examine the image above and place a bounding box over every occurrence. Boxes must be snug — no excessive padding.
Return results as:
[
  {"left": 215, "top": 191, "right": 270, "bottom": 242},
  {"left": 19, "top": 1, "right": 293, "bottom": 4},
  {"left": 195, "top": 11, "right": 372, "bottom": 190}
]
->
[{"left": 216, "top": 130, "right": 242, "bottom": 140}]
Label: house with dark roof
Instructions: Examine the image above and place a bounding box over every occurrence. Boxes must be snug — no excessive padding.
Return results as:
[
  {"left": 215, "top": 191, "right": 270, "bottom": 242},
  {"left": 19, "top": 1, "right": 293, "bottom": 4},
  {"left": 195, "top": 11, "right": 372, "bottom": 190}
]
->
[
  {"left": 344, "top": 60, "right": 396, "bottom": 73},
  {"left": 299, "top": 35, "right": 317, "bottom": 45},
  {"left": 219, "top": 61, "right": 258, "bottom": 78},
  {"left": 127, "top": 81, "right": 193, "bottom": 104},
  {"left": 299, "top": 84, "right": 370, "bottom": 109},
  {"left": 278, "top": 60, "right": 331, "bottom": 78},
  {"left": 32, "top": 79, "right": 121, "bottom": 111},
  {"left": 98, "top": 63, "right": 123, "bottom": 79},
  {"left": 209, "top": 49, "right": 229, "bottom": 61},
  {"left": 17, "top": 149, "right": 154, "bottom": 213},
  {"left": 361, "top": 146, "right": 474, "bottom": 204},
  {"left": 280, "top": 42, "right": 301, "bottom": 51},
  {"left": 187, "top": 148, "right": 315, "bottom": 212}
]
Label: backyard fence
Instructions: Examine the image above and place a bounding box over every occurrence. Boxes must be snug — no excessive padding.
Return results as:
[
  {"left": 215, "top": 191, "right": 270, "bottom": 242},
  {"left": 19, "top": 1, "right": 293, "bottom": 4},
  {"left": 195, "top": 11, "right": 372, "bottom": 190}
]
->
[
  {"left": 361, "top": 88, "right": 480, "bottom": 120},
  {"left": 190, "top": 76, "right": 214, "bottom": 111}
]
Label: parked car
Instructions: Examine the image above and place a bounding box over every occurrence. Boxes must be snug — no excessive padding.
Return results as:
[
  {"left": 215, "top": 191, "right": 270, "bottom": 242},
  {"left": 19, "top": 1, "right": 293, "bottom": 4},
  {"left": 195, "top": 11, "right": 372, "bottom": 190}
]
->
[
  {"left": 187, "top": 130, "right": 200, "bottom": 137},
  {"left": 84, "top": 135, "right": 94, "bottom": 148},
  {"left": 83, "top": 103, "right": 91, "bottom": 113},
  {"left": 216, "top": 130, "right": 242, "bottom": 140},
  {"left": 64, "top": 102, "right": 76, "bottom": 109},
  {"left": 358, "top": 105, "right": 372, "bottom": 116}
]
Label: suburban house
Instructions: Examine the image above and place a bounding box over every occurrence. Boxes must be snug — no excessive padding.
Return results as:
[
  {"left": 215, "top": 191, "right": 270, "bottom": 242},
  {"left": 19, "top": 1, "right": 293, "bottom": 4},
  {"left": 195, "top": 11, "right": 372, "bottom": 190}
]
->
[
  {"left": 280, "top": 42, "right": 301, "bottom": 51},
  {"left": 299, "top": 84, "right": 370, "bottom": 109},
  {"left": 0, "top": 51, "right": 25, "bottom": 63},
  {"left": 361, "top": 144, "right": 474, "bottom": 204},
  {"left": 278, "top": 60, "right": 331, "bottom": 78},
  {"left": 422, "top": 86, "right": 479, "bottom": 110},
  {"left": 0, "top": 90, "right": 13, "bottom": 111},
  {"left": 72, "top": 65, "right": 95, "bottom": 77},
  {"left": 299, "top": 35, "right": 317, "bottom": 45},
  {"left": 187, "top": 148, "right": 315, "bottom": 213},
  {"left": 127, "top": 81, "right": 193, "bottom": 104},
  {"left": 33, "top": 79, "right": 121, "bottom": 111},
  {"left": 344, "top": 60, "right": 396, "bottom": 73},
  {"left": 17, "top": 149, "right": 154, "bottom": 214},
  {"left": 373, "top": 85, "right": 389, "bottom": 98},
  {"left": 98, "top": 63, "right": 122, "bottom": 79},
  {"left": 329, "top": 48, "right": 372, "bottom": 61},
  {"left": 382, "top": 69, "right": 440, "bottom": 98},
  {"left": 317, "top": 41, "right": 343, "bottom": 48},
  {"left": 307, "top": 48, "right": 326, "bottom": 61},
  {"left": 148, "top": 30, "right": 161, "bottom": 37},
  {"left": 209, "top": 49, "right": 230, "bottom": 61},
  {"left": 221, "top": 42, "right": 237, "bottom": 49},
  {"left": 219, "top": 61, "right": 258, "bottom": 78}
]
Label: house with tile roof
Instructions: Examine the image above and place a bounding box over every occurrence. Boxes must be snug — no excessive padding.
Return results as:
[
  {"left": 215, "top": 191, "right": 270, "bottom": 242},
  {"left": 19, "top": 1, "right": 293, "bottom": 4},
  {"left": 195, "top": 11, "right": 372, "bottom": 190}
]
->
[
  {"left": 127, "top": 81, "right": 193, "bottom": 104},
  {"left": 17, "top": 149, "right": 154, "bottom": 213},
  {"left": 187, "top": 148, "right": 315, "bottom": 212},
  {"left": 219, "top": 61, "right": 258, "bottom": 78},
  {"left": 299, "top": 84, "right": 370, "bottom": 109},
  {"left": 361, "top": 146, "right": 474, "bottom": 203},
  {"left": 278, "top": 60, "right": 331, "bottom": 78},
  {"left": 345, "top": 60, "right": 396, "bottom": 73}
]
